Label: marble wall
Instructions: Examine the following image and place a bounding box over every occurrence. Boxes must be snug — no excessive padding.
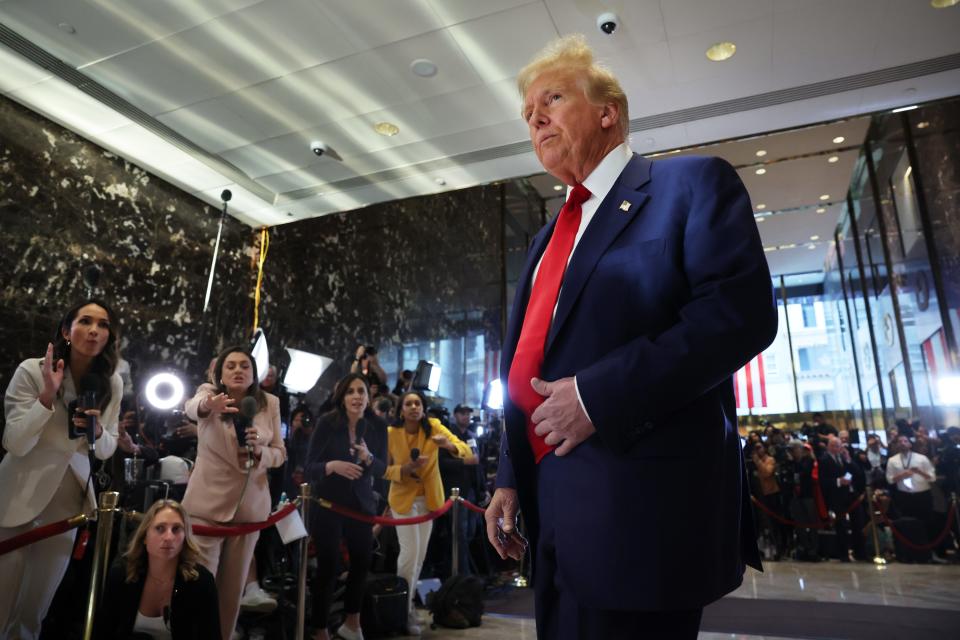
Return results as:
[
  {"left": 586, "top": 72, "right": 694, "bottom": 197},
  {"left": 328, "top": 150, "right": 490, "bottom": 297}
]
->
[{"left": 0, "top": 93, "right": 505, "bottom": 429}]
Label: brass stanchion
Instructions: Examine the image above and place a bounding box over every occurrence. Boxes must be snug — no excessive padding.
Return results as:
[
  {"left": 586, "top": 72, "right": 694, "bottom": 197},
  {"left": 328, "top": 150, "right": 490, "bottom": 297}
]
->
[
  {"left": 865, "top": 488, "right": 887, "bottom": 566},
  {"left": 450, "top": 488, "right": 461, "bottom": 577},
  {"left": 82, "top": 491, "right": 119, "bottom": 640},
  {"left": 296, "top": 483, "right": 311, "bottom": 640}
]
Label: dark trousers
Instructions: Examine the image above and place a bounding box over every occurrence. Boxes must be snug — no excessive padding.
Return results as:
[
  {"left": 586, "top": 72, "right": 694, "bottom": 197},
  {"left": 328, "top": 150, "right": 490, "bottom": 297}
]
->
[
  {"left": 895, "top": 490, "right": 938, "bottom": 545},
  {"left": 311, "top": 508, "right": 373, "bottom": 627},
  {"left": 534, "top": 454, "right": 703, "bottom": 640}
]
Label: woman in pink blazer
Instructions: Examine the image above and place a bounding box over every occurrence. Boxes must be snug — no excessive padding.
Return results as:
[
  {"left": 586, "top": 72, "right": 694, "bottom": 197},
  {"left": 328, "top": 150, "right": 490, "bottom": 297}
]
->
[{"left": 182, "top": 345, "right": 286, "bottom": 640}]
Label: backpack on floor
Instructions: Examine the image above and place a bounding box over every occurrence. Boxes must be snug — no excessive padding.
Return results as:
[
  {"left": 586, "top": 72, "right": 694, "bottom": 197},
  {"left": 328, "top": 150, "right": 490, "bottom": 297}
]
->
[
  {"left": 360, "top": 574, "right": 409, "bottom": 638},
  {"left": 426, "top": 574, "right": 484, "bottom": 629}
]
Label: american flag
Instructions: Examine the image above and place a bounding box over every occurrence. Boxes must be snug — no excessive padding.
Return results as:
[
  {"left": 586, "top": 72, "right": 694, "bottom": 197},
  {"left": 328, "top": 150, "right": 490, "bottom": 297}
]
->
[{"left": 735, "top": 354, "right": 767, "bottom": 409}]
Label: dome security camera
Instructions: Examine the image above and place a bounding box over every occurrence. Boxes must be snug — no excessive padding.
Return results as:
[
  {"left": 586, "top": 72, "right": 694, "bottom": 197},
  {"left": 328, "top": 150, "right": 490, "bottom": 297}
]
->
[
  {"left": 597, "top": 12, "right": 619, "bottom": 35},
  {"left": 309, "top": 140, "right": 343, "bottom": 161}
]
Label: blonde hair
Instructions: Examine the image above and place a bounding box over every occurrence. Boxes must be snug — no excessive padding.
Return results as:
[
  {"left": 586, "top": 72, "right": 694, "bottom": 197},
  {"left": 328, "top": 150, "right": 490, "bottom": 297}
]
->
[
  {"left": 124, "top": 499, "right": 202, "bottom": 583},
  {"left": 517, "top": 34, "right": 629, "bottom": 140}
]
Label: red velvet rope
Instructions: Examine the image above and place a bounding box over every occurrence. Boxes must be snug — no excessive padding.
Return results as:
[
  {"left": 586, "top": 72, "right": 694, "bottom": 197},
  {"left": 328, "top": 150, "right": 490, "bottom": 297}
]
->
[
  {"left": 314, "top": 498, "right": 454, "bottom": 526},
  {"left": 0, "top": 515, "right": 87, "bottom": 556},
  {"left": 460, "top": 499, "right": 487, "bottom": 515},
  {"left": 750, "top": 493, "right": 865, "bottom": 529},
  {"left": 192, "top": 501, "right": 300, "bottom": 537},
  {"left": 879, "top": 502, "right": 957, "bottom": 552}
]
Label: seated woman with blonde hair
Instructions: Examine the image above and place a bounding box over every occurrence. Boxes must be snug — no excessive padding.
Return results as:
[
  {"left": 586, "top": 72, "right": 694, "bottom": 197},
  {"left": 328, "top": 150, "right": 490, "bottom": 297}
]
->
[{"left": 95, "top": 499, "right": 220, "bottom": 639}]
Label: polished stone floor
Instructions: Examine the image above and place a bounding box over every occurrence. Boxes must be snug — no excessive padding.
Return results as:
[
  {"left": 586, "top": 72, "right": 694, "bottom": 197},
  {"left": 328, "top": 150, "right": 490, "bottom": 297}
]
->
[{"left": 413, "top": 561, "right": 960, "bottom": 639}]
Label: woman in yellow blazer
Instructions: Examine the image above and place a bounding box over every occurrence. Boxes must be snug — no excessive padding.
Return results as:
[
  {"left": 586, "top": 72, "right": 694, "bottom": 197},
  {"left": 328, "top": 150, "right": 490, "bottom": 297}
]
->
[{"left": 384, "top": 390, "right": 471, "bottom": 634}]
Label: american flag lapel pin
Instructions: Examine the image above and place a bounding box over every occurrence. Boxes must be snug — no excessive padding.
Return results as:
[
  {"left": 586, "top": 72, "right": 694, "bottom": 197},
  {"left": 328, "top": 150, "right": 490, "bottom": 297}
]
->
[{"left": 619, "top": 200, "right": 631, "bottom": 212}]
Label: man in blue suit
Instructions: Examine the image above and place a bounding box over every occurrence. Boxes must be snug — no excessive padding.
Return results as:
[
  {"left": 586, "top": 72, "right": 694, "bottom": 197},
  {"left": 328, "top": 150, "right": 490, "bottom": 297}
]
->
[{"left": 484, "top": 34, "right": 778, "bottom": 639}]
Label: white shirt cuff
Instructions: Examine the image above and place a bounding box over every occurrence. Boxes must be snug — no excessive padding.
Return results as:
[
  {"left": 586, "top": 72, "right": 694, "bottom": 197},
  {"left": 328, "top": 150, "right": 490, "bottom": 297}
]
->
[{"left": 573, "top": 376, "right": 593, "bottom": 424}]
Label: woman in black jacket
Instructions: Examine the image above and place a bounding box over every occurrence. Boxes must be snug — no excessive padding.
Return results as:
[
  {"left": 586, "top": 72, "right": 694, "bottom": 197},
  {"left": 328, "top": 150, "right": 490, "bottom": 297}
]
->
[
  {"left": 95, "top": 499, "right": 220, "bottom": 639},
  {"left": 305, "top": 373, "right": 386, "bottom": 640}
]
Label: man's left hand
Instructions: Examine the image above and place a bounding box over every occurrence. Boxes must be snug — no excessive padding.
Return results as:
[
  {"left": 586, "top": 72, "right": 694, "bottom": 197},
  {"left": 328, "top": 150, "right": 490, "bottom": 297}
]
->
[{"left": 530, "top": 377, "right": 595, "bottom": 456}]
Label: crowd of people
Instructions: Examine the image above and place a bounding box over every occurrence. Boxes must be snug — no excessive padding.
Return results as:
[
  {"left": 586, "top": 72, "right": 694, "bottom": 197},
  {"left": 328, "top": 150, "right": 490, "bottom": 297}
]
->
[
  {"left": 0, "top": 301, "right": 498, "bottom": 640},
  {"left": 746, "top": 412, "right": 960, "bottom": 564}
]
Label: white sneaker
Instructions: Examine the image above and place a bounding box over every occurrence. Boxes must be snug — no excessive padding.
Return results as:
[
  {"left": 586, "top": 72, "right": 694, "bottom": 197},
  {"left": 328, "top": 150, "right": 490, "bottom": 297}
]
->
[
  {"left": 406, "top": 610, "right": 422, "bottom": 636},
  {"left": 240, "top": 583, "right": 278, "bottom": 613},
  {"left": 335, "top": 623, "right": 365, "bottom": 640},
  {"left": 231, "top": 625, "right": 246, "bottom": 640}
]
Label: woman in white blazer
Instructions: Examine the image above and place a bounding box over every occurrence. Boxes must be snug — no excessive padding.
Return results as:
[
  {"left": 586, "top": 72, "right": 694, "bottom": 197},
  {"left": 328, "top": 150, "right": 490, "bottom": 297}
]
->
[
  {"left": 181, "top": 345, "right": 286, "bottom": 640},
  {"left": 0, "top": 300, "right": 122, "bottom": 639}
]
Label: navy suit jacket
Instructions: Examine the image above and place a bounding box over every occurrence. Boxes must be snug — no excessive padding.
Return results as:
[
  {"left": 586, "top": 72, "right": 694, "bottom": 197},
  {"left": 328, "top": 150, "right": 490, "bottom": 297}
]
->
[{"left": 496, "top": 153, "right": 777, "bottom": 611}]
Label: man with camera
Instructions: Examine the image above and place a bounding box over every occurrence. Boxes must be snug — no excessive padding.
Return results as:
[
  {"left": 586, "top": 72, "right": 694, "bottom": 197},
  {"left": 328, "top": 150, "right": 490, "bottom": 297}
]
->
[{"left": 351, "top": 344, "right": 388, "bottom": 392}]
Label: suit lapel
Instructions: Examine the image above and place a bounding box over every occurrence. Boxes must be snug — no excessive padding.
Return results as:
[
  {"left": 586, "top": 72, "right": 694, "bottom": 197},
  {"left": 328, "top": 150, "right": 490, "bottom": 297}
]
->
[
  {"left": 500, "top": 218, "right": 558, "bottom": 379},
  {"left": 545, "top": 154, "right": 652, "bottom": 353}
]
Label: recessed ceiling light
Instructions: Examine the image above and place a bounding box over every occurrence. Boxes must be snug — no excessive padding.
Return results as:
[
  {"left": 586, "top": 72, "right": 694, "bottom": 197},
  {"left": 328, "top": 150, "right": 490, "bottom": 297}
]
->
[
  {"left": 892, "top": 105, "right": 918, "bottom": 113},
  {"left": 755, "top": 216, "right": 765, "bottom": 223},
  {"left": 763, "top": 246, "right": 777, "bottom": 252},
  {"left": 832, "top": 136, "right": 845, "bottom": 144},
  {"left": 810, "top": 235, "right": 820, "bottom": 241},
  {"left": 819, "top": 194, "right": 830, "bottom": 201},
  {"left": 410, "top": 58, "right": 438, "bottom": 77},
  {"left": 373, "top": 121, "right": 400, "bottom": 136},
  {"left": 931, "top": 0, "right": 959, "bottom": 9},
  {"left": 917, "top": 121, "right": 930, "bottom": 129},
  {"left": 779, "top": 243, "right": 797, "bottom": 250},
  {"left": 816, "top": 207, "right": 826, "bottom": 214},
  {"left": 756, "top": 203, "right": 766, "bottom": 210},
  {"left": 705, "top": 41, "right": 736, "bottom": 62},
  {"left": 828, "top": 155, "right": 839, "bottom": 163},
  {"left": 807, "top": 244, "right": 817, "bottom": 250},
  {"left": 58, "top": 22, "right": 76, "bottom": 34},
  {"left": 755, "top": 167, "right": 766, "bottom": 175},
  {"left": 755, "top": 149, "right": 767, "bottom": 157},
  {"left": 553, "top": 184, "right": 564, "bottom": 191}
]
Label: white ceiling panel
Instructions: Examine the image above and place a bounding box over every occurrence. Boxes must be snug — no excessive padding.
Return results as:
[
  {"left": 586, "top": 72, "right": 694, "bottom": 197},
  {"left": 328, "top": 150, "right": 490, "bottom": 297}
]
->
[
  {"left": 771, "top": 0, "right": 884, "bottom": 87},
  {"left": 0, "top": 45, "right": 52, "bottom": 94},
  {"left": 317, "top": 0, "right": 444, "bottom": 51},
  {"left": 8, "top": 77, "right": 132, "bottom": 135},
  {"left": 156, "top": 98, "right": 272, "bottom": 154},
  {"left": 661, "top": 0, "right": 773, "bottom": 39},
  {"left": 447, "top": 2, "right": 560, "bottom": 84},
  {"left": 426, "top": 0, "right": 538, "bottom": 26},
  {"left": 0, "top": 0, "right": 260, "bottom": 67},
  {"left": 763, "top": 244, "right": 830, "bottom": 276},
  {"left": 668, "top": 16, "right": 773, "bottom": 85},
  {"left": 362, "top": 29, "right": 484, "bottom": 103},
  {"left": 544, "top": 0, "right": 666, "bottom": 51},
  {"left": 870, "top": 0, "right": 960, "bottom": 69}
]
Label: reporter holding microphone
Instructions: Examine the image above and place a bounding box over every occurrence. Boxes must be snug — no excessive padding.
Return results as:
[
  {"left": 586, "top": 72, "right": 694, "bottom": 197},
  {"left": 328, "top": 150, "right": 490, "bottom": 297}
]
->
[
  {"left": 0, "top": 300, "right": 122, "bottom": 639},
  {"left": 182, "top": 346, "right": 286, "bottom": 640}
]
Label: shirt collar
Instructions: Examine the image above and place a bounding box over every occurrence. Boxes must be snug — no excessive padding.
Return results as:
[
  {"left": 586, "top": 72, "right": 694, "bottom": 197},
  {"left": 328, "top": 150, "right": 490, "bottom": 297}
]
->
[{"left": 568, "top": 142, "right": 633, "bottom": 204}]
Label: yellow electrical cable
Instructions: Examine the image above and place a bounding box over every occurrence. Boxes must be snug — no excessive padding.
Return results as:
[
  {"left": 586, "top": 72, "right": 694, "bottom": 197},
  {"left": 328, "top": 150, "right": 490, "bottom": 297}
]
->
[{"left": 253, "top": 227, "right": 269, "bottom": 331}]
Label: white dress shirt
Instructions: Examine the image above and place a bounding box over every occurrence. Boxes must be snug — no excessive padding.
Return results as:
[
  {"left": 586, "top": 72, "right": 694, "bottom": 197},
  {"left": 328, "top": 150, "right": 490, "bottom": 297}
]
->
[
  {"left": 885, "top": 451, "right": 935, "bottom": 493},
  {"left": 530, "top": 143, "right": 634, "bottom": 423}
]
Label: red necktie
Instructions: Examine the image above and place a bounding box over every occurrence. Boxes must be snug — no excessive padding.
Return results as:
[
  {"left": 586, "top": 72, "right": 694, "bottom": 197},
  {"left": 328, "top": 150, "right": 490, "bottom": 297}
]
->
[{"left": 508, "top": 184, "right": 591, "bottom": 463}]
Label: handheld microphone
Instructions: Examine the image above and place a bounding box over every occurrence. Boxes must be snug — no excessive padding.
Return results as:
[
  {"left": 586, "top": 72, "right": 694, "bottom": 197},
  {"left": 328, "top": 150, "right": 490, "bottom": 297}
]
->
[
  {"left": 78, "top": 373, "right": 101, "bottom": 452},
  {"left": 234, "top": 396, "right": 258, "bottom": 449},
  {"left": 409, "top": 447, "right": 421, "bottom": 479}
]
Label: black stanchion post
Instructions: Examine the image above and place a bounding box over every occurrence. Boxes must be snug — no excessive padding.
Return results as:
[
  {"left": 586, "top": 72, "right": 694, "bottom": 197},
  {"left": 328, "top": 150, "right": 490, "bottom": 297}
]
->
[
  {"left": 296, "top": 483, "right": 311, "bottom": 640},
  {"left": 83, "top": 491, "right": 119, "bottom": 640},
  {"left": 451, "top": 488, "right": 461, "bottom": 577},
  {"left": 865, "top": 488, "right": 886, "bottom": 566}
]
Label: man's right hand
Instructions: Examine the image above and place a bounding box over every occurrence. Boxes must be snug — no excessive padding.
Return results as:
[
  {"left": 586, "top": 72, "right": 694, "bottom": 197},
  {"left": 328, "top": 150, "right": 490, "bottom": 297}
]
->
[{"left": 485, "top": 488, "right": 525, "bottom": 561}]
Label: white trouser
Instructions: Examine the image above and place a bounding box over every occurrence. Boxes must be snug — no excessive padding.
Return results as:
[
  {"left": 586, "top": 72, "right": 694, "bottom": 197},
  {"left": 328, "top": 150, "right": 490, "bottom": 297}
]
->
[
  {"left": 394, "top": 497, "right": 433, "bottom": 611},
  {"left": 0, "top": 475, "right": 84, "bottom": 640}
]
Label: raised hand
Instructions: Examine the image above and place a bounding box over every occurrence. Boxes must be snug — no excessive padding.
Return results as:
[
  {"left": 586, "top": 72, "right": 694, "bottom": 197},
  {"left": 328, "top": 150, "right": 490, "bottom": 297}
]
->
[{"left": 39, "top": 342, "right": 65, "bottom": 409}]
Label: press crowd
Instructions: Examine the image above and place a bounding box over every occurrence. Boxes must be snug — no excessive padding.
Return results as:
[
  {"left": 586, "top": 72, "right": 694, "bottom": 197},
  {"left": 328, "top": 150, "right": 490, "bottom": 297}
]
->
[
  {"left": 746, "top": 412, "right": 960, "bottom": 564},
  {"left": 0, "top": 301, "right": 498, "bottom": 640}
]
